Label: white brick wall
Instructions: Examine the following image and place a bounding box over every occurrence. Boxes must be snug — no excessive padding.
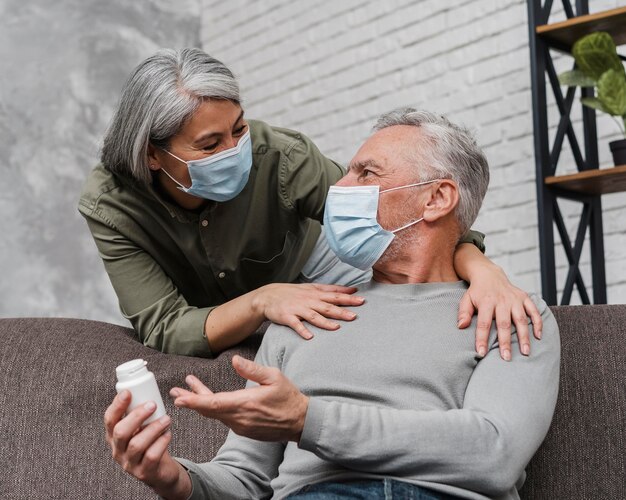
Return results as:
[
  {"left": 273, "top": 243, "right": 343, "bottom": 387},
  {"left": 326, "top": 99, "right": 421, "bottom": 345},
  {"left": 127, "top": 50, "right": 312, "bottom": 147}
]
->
[{"left": 202, "top": 0, "right": 626, "bottom": 304}]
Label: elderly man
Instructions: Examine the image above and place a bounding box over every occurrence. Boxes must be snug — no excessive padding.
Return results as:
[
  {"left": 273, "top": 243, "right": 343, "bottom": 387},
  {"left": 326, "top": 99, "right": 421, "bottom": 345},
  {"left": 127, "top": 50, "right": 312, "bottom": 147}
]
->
[{"left": 105, "top": 109, "right": 560, "bottom": 500}]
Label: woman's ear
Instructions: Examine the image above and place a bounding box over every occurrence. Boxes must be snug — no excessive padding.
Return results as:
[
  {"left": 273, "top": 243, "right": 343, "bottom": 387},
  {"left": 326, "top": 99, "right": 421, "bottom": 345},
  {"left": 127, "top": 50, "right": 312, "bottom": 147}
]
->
[
  {"left": 147, "top": 143, "right": 161, "bottom": 171},
  {"left": 422, "top": 180, "right": 459, "bottom": 223}
]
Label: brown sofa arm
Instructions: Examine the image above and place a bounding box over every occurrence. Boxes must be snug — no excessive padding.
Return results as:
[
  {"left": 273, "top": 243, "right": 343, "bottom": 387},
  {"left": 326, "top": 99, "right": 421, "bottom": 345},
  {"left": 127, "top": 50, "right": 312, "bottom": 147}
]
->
[
  {"left": 0, "top": 317, "right": 261, "bottom": 500},
  {"left": 520, "top": 305, "right": 626, "bottom": 500}
]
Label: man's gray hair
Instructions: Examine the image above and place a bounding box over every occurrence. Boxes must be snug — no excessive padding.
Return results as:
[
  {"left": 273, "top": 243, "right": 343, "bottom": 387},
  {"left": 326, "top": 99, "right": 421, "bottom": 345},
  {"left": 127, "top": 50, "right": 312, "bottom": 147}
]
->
[
  {"left": 374, "top": 108, "right": 489, "bottom": 236},
  {"left": 101, "top": 48, "right": 240, "bottom": 184}
]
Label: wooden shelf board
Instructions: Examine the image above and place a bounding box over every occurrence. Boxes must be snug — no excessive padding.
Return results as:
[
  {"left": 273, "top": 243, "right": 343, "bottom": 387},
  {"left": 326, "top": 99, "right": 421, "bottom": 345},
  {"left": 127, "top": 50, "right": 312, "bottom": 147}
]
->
[
  {"left": 545, "top": 164, "right": 626, "bottom": 195},
  {"left": 536, "top": 6, "right": 626, "bottom": 52}
]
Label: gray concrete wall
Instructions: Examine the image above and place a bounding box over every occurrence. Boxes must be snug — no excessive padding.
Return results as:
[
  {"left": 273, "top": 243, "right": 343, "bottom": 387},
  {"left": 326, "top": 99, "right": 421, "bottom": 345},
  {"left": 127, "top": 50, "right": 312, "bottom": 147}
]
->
[
  {"left": 3, "top": 0, "right": 625, "bottom": 324},
  {"left": 0, "top": 0, "right": 201, "bottom": 323}
]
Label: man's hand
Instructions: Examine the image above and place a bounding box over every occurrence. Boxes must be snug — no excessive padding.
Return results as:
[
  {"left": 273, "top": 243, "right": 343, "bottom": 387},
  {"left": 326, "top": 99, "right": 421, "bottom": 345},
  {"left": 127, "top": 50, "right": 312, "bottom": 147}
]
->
[
  {"left": 171, "top": 355, "right": 309, "bottom": 442},
  {"left": 104, "top": 391, "right": 192, "bottom": 499},
  {"left": 457, "top": 264, "right": 543, "bottom": 361}
]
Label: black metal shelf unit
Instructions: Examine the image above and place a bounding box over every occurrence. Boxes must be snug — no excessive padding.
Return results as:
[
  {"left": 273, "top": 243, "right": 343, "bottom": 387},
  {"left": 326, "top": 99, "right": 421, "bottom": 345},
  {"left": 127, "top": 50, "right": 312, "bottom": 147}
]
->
[{"left": 527, "top": 2, "right": 626, "bottom": 305}]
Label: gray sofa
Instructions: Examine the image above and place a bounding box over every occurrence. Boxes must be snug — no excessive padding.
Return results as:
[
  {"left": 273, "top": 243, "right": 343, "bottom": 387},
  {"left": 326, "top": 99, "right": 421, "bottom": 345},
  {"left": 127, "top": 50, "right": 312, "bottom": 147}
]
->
[{"left": 0, "top": 306, "right": 624, "bottom": 499}]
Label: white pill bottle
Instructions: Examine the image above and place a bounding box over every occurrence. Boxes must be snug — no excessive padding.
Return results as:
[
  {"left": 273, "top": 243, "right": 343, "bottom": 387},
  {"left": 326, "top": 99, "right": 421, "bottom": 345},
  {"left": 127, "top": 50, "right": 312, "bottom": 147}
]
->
[{"left": 115, "top": 359, "right": 167, "bottom": 425}]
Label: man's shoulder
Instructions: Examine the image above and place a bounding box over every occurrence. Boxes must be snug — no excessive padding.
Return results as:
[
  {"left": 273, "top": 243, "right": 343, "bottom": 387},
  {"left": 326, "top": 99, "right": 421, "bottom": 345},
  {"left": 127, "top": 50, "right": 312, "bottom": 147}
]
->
[
  {"left": 528, "top": 293, "right": 548, "bottom": 313},
  {"left": 264, "top": 322, "right": 301, "bottom": 346}
]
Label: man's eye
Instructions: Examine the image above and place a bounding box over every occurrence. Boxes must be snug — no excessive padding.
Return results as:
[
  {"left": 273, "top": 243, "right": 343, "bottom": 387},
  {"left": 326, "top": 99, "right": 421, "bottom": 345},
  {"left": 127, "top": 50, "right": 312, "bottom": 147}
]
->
[
  {"left": 361, "top": 170, "right": 371, "bottom": 177},
  {"left": 234, "top": 125, "right": 246, "bottom": 135},
  {"left": 203, "top": 143, "right": 218, "bottom": 151}
]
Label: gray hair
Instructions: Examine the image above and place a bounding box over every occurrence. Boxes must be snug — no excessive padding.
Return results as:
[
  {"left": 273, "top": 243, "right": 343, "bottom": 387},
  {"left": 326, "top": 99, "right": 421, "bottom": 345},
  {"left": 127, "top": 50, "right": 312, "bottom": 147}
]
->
[
  {"left": 101, "top": 48, "right": 240, "bottom": 184},
  {"left": 373, "top": 108, "right": 489, "bottom": 236}
]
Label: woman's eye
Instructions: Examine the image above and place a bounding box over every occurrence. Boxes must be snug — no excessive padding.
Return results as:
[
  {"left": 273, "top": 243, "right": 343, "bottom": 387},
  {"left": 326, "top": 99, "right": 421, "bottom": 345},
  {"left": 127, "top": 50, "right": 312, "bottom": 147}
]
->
[
  {"left": 361, "top": 170, "right": 371, "bottom": 178},
  {"left": 234, "top": 125, "right": 246, "bottom": 135},
  {"left": 203, "top": 143, "right": 218, "bottom": 151}
]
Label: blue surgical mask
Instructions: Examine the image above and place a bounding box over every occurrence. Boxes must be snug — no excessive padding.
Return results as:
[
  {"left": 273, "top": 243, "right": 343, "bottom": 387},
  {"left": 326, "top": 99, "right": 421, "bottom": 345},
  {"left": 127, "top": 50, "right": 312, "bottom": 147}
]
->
[
  {"left": 160, "top": 129, "right": 253, "bottom": 202},
  {"left": 323, "top": 180, "right": 440, "bottom": 270}
]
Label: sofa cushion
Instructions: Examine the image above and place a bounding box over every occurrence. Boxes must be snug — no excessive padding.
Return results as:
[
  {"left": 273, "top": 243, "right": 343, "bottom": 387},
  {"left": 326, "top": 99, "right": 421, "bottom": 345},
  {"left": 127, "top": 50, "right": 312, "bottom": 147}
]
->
[{"left": 1, "top": 304, "right": 625, "bottom": 499}]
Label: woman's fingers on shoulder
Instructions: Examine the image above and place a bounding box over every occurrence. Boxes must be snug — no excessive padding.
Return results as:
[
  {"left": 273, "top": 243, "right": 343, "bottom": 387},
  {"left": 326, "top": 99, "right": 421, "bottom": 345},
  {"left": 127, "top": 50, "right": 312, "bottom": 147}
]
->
[
  {"left": 524, "top": 296, "right": 543, "bottom": 339},
  {"left": 320, "top": 292, "right": 365, "bottom": 306},
  {"left": 311, "top": 283, "right": 358, "bottom": 294},
  {"left": 285, "top": 317, "right": 314, "bottom": 340}
]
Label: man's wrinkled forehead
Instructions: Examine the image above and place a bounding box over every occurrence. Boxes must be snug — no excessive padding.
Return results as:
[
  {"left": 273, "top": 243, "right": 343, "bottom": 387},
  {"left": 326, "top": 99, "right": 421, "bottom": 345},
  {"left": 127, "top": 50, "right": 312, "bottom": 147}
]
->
[{"left": 348, "top": 127, "right": 422, "bottom": 175}]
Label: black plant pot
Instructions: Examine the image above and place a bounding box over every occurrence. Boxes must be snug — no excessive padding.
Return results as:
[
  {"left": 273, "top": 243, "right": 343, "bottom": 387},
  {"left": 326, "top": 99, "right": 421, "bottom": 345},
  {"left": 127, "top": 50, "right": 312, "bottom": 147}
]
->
[{"left": 609, "top": 138, "right": 626, "bottom": 166}]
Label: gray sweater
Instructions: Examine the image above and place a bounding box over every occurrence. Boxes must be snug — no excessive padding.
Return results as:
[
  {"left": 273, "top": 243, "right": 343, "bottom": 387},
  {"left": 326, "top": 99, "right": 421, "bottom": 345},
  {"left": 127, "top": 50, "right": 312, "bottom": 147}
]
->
[{"left": 178, "top": 280, "right": 560, "bottom": 500}]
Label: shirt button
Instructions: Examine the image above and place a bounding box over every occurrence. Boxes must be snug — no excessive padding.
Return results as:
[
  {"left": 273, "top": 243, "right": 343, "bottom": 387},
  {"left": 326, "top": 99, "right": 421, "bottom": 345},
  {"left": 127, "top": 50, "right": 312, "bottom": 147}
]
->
[
  {"left": 201, "top": 220, "right": 208, "bottom": 227},
  {"left": 218, "top": 272, "right": 226, "bottom": 279}
]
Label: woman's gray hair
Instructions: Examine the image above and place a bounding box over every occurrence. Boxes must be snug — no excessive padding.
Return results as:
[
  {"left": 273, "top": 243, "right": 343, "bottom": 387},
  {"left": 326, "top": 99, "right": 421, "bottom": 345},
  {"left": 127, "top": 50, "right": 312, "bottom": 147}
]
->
[
  {"left": 101, "top": 48, "right": 240, "bottom": 184},
  {"left": 373, "top": 108, "right": 490, "bottom": 236}
]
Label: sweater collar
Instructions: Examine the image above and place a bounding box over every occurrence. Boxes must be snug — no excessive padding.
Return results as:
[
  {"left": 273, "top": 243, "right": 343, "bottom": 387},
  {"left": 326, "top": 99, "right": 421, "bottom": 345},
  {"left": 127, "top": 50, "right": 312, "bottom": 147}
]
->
[{"left": 357, "top": 279, "right": 468, "bottom": 299}]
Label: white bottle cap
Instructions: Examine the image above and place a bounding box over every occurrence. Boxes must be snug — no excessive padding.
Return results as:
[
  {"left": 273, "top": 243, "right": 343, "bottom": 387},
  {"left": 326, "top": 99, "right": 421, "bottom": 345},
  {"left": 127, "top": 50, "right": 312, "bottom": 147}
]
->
[{"left": 116, "top": 359, "right": 148, "bottom": 382}]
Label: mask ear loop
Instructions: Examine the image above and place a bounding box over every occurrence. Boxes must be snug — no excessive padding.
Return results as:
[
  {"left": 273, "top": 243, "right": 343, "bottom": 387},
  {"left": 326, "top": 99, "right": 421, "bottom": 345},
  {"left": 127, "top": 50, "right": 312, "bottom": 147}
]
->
[
  {"left": 162, "top": 149, "right": 186, "bottom": 163},
  {"left": 391, "top": 217, "right": 424, "bottom": 234},
  {"left": 157, "top": 148, "right": 191, "bottom": 190},
  {"left": 380, "top": 179, "right": 440, "bottom": 194},
  {"left": 383, "top": 180, "right": 442, "bottom": 234},
  {"left": 159, "top": 166, "right": 189, "bottom": 191},
  {"left": 152, "top": 148, "right": 189, "bottom": 192}
]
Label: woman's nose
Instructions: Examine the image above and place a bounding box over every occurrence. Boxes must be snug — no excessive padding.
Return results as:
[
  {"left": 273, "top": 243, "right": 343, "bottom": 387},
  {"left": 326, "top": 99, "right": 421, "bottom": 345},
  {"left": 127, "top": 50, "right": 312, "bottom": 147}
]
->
[{"left": 224, "top": 135, "right": 238, "bottom": 149}]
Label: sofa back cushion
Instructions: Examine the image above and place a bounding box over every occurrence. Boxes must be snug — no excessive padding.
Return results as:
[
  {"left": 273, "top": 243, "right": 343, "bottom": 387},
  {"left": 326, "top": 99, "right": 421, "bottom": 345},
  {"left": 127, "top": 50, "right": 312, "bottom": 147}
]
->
[
  {"left": 520, "top": 305, "right": 626, "bottom": 499},
  {"left": 1, "top": 305, "right": 624, "bottom": 499}
]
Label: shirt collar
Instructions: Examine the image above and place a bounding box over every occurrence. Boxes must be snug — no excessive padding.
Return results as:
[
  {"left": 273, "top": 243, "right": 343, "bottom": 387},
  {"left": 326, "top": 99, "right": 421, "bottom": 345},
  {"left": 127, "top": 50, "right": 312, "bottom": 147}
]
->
[{"left": 146, "top": 182, "right": 200, "bottom": 223}]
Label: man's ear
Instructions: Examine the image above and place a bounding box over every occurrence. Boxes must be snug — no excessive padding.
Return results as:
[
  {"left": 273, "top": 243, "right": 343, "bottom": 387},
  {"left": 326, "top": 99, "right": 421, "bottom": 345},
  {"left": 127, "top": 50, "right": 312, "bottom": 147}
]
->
[
  {"left": 422, "top": 180, "right": 459, "bottom": 223},
  {"left": 147, "top": 143, "right": 161, "bottom": 172}
]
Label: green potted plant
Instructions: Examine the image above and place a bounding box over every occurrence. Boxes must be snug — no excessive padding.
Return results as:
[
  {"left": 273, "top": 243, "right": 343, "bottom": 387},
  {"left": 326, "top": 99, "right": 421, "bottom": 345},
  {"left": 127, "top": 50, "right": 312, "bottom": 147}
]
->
[{"left": 559, "top": 31, "right": 626, "bottom": 166}]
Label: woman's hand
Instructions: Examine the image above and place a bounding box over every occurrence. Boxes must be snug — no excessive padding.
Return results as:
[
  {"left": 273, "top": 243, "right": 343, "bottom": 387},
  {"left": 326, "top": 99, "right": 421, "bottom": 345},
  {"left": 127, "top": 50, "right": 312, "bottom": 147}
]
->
[
  {"left": 453, "top": 243, "right": 543, "bottom": 361},
  {"left": 252, "top": 283, "right": 365, "bottom": 340},
  {"left": 103, "top": 391, "right": 192, "bottom": 499},
  {"left": 206, "top": 283, "right": 364, "bottom": 353},
  {"left": 457, "top": 264, "right": 543, "bottom": 361}
]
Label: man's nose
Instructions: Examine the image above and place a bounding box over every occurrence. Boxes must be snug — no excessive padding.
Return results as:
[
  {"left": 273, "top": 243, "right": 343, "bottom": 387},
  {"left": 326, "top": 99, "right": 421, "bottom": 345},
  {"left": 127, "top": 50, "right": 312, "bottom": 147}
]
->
[{"left": 335, "top": 172, "right": 357, "bottom": 187}]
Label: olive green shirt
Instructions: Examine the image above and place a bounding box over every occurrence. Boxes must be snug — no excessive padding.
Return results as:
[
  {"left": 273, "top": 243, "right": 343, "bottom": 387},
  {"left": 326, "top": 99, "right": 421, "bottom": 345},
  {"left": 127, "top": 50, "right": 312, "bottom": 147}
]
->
[{"left": 78, "top": 120, "right": 485, "bottom": 358}]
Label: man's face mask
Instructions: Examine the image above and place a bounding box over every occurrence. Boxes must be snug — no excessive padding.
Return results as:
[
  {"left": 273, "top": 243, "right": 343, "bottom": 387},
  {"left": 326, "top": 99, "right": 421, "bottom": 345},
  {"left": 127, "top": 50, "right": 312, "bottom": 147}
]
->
[
  {"left": 323, "top": 179, "right": 441, "bottom": 270},
  {"left": 160, "top": 129, "right": 253, "bottom": 202}
]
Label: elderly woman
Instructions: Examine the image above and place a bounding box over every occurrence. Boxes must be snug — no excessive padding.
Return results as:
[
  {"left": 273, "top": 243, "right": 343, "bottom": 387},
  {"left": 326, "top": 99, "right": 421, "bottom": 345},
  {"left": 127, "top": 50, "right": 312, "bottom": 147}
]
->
[{"left": 79, "top": 48, "right": 541, "bottom": 359}]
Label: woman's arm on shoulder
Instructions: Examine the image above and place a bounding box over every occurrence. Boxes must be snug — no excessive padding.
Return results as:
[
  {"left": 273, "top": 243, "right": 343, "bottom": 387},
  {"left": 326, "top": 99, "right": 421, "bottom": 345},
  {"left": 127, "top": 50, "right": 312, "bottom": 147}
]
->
[{"left": 83, "top": 215, "right": 364, "bottom": 356}]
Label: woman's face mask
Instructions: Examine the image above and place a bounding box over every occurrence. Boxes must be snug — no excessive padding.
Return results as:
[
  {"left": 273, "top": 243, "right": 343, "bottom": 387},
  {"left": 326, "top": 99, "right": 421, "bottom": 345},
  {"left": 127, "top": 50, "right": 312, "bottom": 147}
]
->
[
  {"left": 323, "top": 179, "right": 441, "bottom": 270},
  {"left": 160, "top": 129, "right": 253, "bottom": 202}
]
